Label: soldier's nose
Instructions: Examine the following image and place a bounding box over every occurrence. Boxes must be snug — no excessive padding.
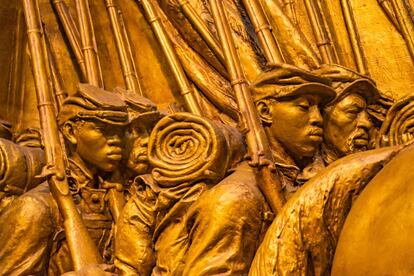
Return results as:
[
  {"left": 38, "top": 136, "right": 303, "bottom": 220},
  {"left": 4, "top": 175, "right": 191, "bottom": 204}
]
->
[
  {"left": 357, "top": 111, "right": 372, "bottom": 130},
  {"left": 309, "top": 106, "right": 323, "bottom": 127},
  {"left": 107, "top": 136, "right": 122, "bottom": 147}
]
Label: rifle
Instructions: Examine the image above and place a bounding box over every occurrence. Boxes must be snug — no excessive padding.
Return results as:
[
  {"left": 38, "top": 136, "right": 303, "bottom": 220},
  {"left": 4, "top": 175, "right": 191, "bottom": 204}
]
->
[
  {"left": 22, "top": 0, "right": 102, "bottom": 269},
  {"left": 208, "top": 0, "right": 285, "bottom": 214},
  {"left": 340, "top": 0, "right": 369, "bottom": 75},
  {"left": 105, "top": 0, "right": 143, "bottom": 95},
  {"left": 303, "top": 0, "right": 337, "bottom": 64},
  {"left": 75, "top": 0, "right": 104, "bottom": 87},
  {"left": 51, "top": 0, "right": 87, "bottom": 79},
  {"left": 44, "top": 26, "right": 67, "bottom": 109},
  {"left": 241, "top": 0, "right": 285, "bottom": 65},
  {"left": 138, "top": 0, "right": 203, "bottom": 116},
  {"left": 176, "top": 0, "right": 226, "bottom": 66}
]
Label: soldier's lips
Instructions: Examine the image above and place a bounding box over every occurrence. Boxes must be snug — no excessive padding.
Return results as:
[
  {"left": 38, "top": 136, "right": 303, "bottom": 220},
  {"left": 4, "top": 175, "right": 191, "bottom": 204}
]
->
[
  {"left": 107, "top": 150, "right": 123, "bottom": 161},
  {"left": 308, "top": 129, "right": 323, "bottom": 142},
  {"left": 353, "top": 132, "right": 369, "bottom": 147}
]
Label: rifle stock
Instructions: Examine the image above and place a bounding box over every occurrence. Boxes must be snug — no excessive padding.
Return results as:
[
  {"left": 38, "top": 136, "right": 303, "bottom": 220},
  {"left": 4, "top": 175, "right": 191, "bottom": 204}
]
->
[{"left": 23, "top": 0, "right": 102, "bottom": 270}]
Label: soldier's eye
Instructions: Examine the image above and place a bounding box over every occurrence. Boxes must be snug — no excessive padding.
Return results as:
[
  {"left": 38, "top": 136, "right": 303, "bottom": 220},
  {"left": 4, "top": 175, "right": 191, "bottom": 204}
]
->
[
  {"left": 346, "top": 108, "right": 360, "bottom": 115},
  {"left": 298, "top": 103, "right": 310, "bottom": 111}
]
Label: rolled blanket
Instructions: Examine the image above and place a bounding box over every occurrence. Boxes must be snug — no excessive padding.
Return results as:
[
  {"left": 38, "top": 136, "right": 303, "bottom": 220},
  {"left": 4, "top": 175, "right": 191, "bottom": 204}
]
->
[
  {"left": 377, "top": 93, "right": 414, "bottom": 147},
  {"left": 148, "top": 112, "right": 245, "bottom": 187}
]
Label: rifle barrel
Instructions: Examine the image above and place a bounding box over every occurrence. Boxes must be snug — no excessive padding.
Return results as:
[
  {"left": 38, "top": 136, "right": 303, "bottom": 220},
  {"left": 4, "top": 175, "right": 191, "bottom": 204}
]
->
[
  {"left": 23, "top": 0, "right": 102, "bottom": 269},
  {"left": 340, "top": 0, "right": 369, "bottom": 75},
  {"left": 208, "top": 0, "right": 285, "bottom": 214},
  {"left": 303, "top": 0, "right": 337, "bottom": 64},
  {"left": 241, "top": 0, "right": 285, "bottom": 64},
  {"left": 75, "top": 0, "right": 104, "bottom": 87},
  {"left": 44, "top": 27, "right": 67, "bottom": 109},
  {"left": 105, "top": 0, "right": 143, "bottom": 94},
  {"left": 139, "top": 0, "right": 203, "bottom": 116},
  {"left": 177, "top": 0, "right": 226, "bottom": 66},
  {"left": 52, "top": 0, "right": 87, "bottom": 79}
]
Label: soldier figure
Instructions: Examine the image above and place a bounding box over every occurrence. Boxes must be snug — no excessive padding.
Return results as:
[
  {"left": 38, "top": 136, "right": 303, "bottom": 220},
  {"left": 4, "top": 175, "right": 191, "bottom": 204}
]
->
[
  {"left": 252, "top": 64, "right": 336, "bottom": 197},
  {"left": 0, "top": 84, "right": 129, "bottom": 275},
  {"left": 114, "top": 64, "right": 336, "bottom": 275},
  {"left": 317, "top": 65, "right": 379, "bottom": 164}
]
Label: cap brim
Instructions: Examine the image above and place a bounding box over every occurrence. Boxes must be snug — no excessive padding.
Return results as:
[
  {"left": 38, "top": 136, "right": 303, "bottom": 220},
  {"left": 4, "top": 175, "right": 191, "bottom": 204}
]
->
[
  {"left": 129, "top": 111, "right": 164, "bottom": 129},
  {"left": 277, "top": 83, "right": 336, "bottom": 105},
  {"left": 331, "top": 79, "right": 379, "bottom": 105}
]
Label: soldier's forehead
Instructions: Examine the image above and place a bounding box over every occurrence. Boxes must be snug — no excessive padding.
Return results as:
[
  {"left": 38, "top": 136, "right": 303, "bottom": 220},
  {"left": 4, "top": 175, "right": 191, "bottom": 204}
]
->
[{"left": 75, "top": 119, "right": 116, "bottom": 128}]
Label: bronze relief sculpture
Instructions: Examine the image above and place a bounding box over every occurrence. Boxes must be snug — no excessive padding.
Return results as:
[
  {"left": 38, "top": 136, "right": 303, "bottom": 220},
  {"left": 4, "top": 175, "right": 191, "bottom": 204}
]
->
[{"left": 0, "top": 0, "right": 413, "bottom": 275}]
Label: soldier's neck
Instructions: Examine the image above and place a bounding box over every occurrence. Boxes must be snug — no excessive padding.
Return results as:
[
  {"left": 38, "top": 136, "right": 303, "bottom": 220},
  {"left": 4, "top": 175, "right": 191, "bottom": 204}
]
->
[
  {"left": 265, "top": 128, "right": 297, "bottom": 168},
  {"left": 265, "top": 128, "right": 312, "bottom": 170}
]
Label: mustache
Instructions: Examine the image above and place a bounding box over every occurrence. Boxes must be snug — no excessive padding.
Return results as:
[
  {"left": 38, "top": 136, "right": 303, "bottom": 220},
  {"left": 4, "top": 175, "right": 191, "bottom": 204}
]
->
[
  {"left": 352, "top": 130, "right": 369, "bottom": 140},
  {"left": 347, "top": 129, "right": 370, "bottom": 151}
]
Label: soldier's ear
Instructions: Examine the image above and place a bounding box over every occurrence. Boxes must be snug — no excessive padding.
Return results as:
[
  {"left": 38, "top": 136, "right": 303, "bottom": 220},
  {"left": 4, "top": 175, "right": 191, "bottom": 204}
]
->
[
  {"left": 61, "top": 121, "right": 77, "bottom": 145},
  {"left": 256, "top": 99, "right": 273, "bottom": 125}
]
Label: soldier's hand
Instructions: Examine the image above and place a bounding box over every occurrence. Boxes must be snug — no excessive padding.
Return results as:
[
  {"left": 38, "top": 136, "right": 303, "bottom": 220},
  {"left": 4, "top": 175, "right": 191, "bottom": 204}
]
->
[{"left": 61, "top": 264, "right": 116, "bottom": 276}]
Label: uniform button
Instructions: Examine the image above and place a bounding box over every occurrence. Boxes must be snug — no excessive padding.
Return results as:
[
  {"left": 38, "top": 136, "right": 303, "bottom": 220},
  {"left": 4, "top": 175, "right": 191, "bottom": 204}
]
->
[{"left": 91, "top": 194, "right": 100, "bottom": 204}]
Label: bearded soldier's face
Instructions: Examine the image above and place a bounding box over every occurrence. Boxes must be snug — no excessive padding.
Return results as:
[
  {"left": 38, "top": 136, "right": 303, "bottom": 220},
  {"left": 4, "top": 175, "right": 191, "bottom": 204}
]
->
[{"left": 324, "top": 93, "right": 372, "bottom": 156}]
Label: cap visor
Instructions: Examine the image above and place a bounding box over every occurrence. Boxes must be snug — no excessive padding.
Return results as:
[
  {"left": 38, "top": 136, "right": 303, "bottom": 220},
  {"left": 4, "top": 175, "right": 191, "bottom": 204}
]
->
[
  {"left": 333, "top": 79, "right": 379, "bottom": 105},
  {"left": 278, "top": 83, "right": 336, "bottom": 105}
]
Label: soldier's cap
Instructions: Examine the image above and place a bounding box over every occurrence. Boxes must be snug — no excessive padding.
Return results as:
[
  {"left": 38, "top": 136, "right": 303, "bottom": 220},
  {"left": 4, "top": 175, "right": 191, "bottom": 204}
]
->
[
  {"left": 0, "top": 119, "right": 12, "bottom": 140},
  {"left": 314, "top": 64, "right": 379, "bottom": 106},
  {"left": 251, "top": 63, "right": 336, "bottom": 105},
  {"left": 113, "top": 87, "right": 164, "bottom": 129},
  {"left": 58, "top": 83, "right": 129, "bottom": 126}
]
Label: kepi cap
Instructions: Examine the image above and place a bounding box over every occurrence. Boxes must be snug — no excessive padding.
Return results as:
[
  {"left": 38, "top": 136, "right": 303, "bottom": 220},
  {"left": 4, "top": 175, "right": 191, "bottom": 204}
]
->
[
  {"left": 251, "top": 63, "right": 336, "bottom": 105},
  {"left": 58, "top": 83, "right": 129, "bottom": 126}
]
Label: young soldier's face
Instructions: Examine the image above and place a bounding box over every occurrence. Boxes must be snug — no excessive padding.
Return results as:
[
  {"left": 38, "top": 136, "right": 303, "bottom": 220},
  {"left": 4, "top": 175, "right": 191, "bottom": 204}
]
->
[
  {"left": 324, "top": 93, "right": 372, "bottom": 156},
  {"left": 73, "top": 120, "right": 124, "bottom": 172},
  {"left": 265, "top": 94, "right": 324, "bottom": 158}
]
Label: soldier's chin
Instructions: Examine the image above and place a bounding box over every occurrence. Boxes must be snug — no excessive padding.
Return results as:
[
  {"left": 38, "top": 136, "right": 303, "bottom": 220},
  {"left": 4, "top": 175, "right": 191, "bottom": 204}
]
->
[
  {"left": 99, "top": 161, "right": 120, "bottom": 172},
  {"left": 296, "top": 143, "right": 319, "bottom": 158}
]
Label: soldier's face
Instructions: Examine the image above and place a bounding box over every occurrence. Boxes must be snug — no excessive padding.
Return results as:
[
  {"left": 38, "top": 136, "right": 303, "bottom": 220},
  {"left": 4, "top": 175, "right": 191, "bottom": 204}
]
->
[
  {"left": 72, "top": 120, "right": 124, "bottom": 172},
  {"left": 324, "top": 93, "right": 372, "bottom": 156},
  {"left": 124, "top": 125, "right": 150, "bottom": 175},
  {"left": 266, "top": 94, "right": 324, "bottom": 158}
]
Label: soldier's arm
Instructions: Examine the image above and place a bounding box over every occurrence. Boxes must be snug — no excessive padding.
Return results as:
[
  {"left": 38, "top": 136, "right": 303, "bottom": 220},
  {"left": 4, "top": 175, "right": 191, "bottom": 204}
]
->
[{"left": 0, "top": 138, "right": 45, "bottom": 196}]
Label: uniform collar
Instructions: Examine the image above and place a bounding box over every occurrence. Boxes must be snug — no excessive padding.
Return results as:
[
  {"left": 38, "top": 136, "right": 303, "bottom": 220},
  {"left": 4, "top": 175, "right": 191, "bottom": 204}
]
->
[{"left": 68, "top": 158, "right": 95, "bottom": 189}]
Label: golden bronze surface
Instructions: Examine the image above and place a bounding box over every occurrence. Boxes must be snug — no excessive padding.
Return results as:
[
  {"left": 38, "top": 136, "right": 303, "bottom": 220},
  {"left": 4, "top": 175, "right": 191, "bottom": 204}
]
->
[{"left": 0, "top": 0, "right": 413, "bottom": 275}]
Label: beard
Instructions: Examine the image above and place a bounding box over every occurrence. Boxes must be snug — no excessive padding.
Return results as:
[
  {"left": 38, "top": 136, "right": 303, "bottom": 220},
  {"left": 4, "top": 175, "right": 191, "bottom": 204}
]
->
[{"left": 347, "top": 129, "right": 369, "bottom": 153}]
